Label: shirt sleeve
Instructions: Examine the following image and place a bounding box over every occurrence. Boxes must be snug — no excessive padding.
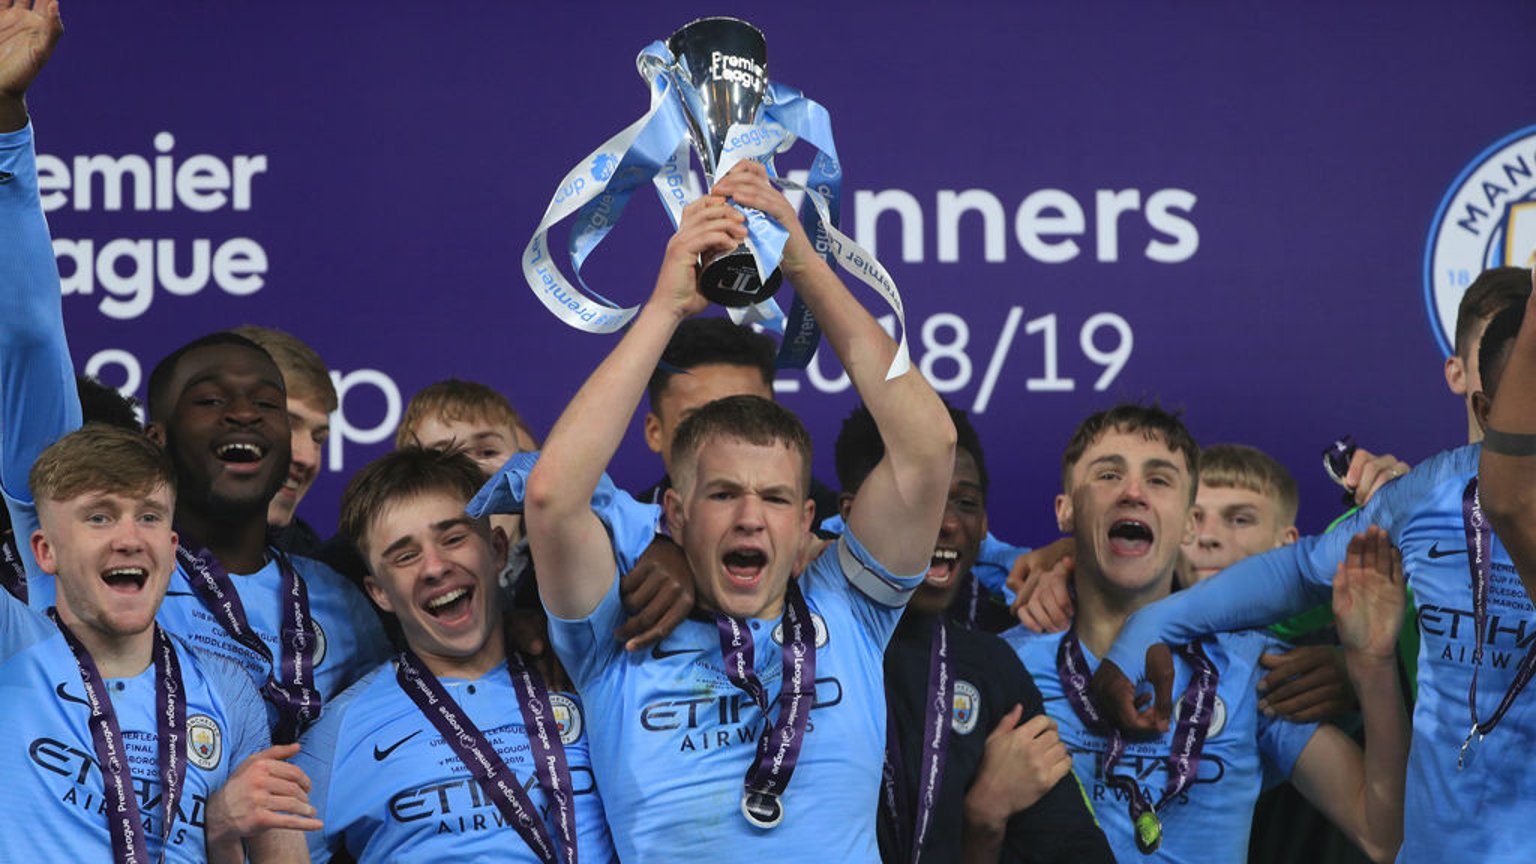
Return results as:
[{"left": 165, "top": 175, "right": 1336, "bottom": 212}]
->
[
  {"left": 0, "top": 584, "right": 53, "bottom": 662},
  {"left": 0, "top": 124, "right": 82, "bottom": 589},
  {"left": 547, "top": 574, "right": 626, "bottom": 693},
  {"left": 974, "top": 532, "right": 1027, "bottom": 605},
  {"left": 1103, "top": 450, "right": 1450, "bottom": 680},
  {"left": 992, "top": 643, "right": 1116, "bottom": 864}
]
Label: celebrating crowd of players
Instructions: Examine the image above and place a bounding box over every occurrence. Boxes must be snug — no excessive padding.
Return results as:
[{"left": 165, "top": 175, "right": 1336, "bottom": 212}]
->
[{"left": 4, "top": 3, "right": 1536, "bottom": 862}]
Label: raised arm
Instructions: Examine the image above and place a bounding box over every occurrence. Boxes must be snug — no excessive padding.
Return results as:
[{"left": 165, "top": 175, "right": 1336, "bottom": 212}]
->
[
  {"left": 1290, "top": 527, "right": 1408, "bottom": 864},
  {"left": 712, "top": 162, "right": 955, "bottom": 575},
  {"left": 524, "top": 196, "right": 742, "bottom": 618},
  {"left": 1480, "top": 280, "right": 1536, "bottom": 601},
  {"left": 0, "top": 1, "right": 78, "bottom": 589}
]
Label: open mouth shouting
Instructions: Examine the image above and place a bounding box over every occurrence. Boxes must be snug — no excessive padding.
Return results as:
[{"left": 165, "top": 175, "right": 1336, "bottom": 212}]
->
[
  {"left": 927, "top": 547, "right": 960, "bottom": 587},
  {"left": 101, "top": 566, "right": 150, "bottom": 594},
  {"left": 422, "top": 584, "right": 476, "bottom": 627},
  {"left": 214, "top": 439, "right": 269, "bottom": 475},
  {"left": 1107, "top": 519, "right": 1154, "bottom": 557},
  {"left": 722, "top": 546, "right": 768, "bottom": 589}
]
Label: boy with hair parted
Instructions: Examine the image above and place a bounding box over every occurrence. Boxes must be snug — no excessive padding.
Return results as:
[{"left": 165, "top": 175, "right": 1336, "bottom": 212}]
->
[
  {"left": 0, "top": 424, "right": 320, "bottom": 862},
  {"left": 523, "top": 161, "right": 956, "bottom": 859},
  {"left": 285, "top": 447, "right": 615, "bottom": 863},
  {"left": 1003, "top": 404, "right": 1409, "bottom": 863},
  {"left": 1095, "top": 296, "right": 1536, "bottom": 863},
  {"left": 832, "top": 403, "right": 1114, "bottom": 863},
  {"left": 0, "top": 4, "right": 390, "bottom": 746}
]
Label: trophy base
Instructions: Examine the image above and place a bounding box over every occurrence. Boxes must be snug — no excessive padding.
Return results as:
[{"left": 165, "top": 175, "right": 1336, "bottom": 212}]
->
[{"left": 699, "top": 247, "right": 782, "bottom": 308}]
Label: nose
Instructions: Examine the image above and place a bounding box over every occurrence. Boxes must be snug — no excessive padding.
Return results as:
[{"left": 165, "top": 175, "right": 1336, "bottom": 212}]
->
[
  {"left": 938, "top": 502, "right": 961, "bottom": 539},
  {"left": 223, "top": 392, "right": 263, "bottom": 426},
  {"left": 417, "top": 541, "right": 452, "bottom": 582},
  {"left": 734, "top": 494, "right": 767, "bottom": 532},
  {"left": 1118, "top": 474, "right": 1149, "bottom": 507},
  {"left": 112, "top": 520, "right": 147, "bottom": 554}
]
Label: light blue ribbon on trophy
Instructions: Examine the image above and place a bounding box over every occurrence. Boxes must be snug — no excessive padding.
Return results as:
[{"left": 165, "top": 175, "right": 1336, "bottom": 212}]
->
[{"left": 524, "top": 40, "right": 911, "bottom": 378}]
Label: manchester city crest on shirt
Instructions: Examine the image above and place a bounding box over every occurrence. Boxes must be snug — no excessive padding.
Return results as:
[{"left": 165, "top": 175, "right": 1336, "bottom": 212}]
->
[
  {"left": 951, "top": 680, "right": 982, "bottom": 735},
  {"left": 187, "top": 714, "right": 222, "bottom": 770},
  {"left": 1424, "top": 124, "right": 1536, "bottom": 355},
  {"left": 771, "top": 612, "right": 828, "bottom": 649},
  {"left": 550, "top": 693, "right": 583, "bottom": 746}
]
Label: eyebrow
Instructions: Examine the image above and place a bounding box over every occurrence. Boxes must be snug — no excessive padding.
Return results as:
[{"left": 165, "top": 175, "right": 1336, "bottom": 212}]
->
[
  {"left": 181, "top": 370, "right": 286, "bottom": 395},
  {"left": 377, "top": 516, "right": 476, "bottom": 559}
]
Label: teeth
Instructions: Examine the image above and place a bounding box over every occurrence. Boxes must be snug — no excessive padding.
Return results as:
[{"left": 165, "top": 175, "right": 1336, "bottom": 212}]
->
[
  {"left": 217, "top": 442, "right": 264, "bottom": 460},
  {"left": 106, "top": 568, "right": 146, "bottom": 578},
  {"left": 931, "top": 549, "right": 959, "bottom": 562},
  {"left": 426, "top": 588, "right": 468, "bottom": 610}
]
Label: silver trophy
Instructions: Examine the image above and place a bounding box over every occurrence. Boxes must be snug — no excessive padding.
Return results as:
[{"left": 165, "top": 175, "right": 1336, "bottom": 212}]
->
[{"left": 666, "top": 17, "right": 783, "bottom": 308}]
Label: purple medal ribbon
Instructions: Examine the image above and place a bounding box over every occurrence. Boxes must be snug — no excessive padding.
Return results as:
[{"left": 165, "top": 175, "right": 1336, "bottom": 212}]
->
[
  {"left": 1057, "top": 626, "right": 1218, "bottom": 855},
  {"left": 396, "top": 650, "right": 575, "bottom": 863},
  {"left": 1, "top": 530, "right": 26, "bottom": 602},
  {"left": 49, "top": 610, "right": 187, "bottom": 864},
  {"left": 1457, "top": 478, "right": 1536, "bottom": 769},
  {"left": 175, "top": 542, "right": 320, "bottom": 743},
  {"left": 881, "top": 616, "right": 953, "bottom": 864},
  {"left": 715, "top": 579, "right": 817, "bottom": 829}
]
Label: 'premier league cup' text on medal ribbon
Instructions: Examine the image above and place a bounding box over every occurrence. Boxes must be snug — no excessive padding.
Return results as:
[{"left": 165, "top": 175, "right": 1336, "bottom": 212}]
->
[
  {"left": 715, "top": 579, "right": 817, "bottom": 830},
  {"left": 176, "top": 543, "right": 321, "bottom": 744},
  {"left": 1057, "top": 625, "right": 1219, "bottom": 856},
  {"left": 881, "top": 617, "right": 953, "bottom": 864},
  {"left": 521, "top": 17, "right": 913, "bottom": 379}
]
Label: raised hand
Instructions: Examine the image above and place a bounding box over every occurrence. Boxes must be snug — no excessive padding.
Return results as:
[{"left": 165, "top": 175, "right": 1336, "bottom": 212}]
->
[
  {"left": 652, "top": 194, "right": 745, "bottom": 318},
  {"left": 1332, "top": 526, "right": 1405, "bottom": 661},
  {"left": 0, "top": 0, "right": 62, "bottom": 130},
  {"left": 709, "top": 161, "right": 817, "bottom": 275},
  {"left": 1089, "top": 643, "right": 1175, "bottom": 735}
]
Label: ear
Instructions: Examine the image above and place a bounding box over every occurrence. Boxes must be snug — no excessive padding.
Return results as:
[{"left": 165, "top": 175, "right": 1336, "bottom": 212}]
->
[
  {"left": 1278, "top": 525, "right": 1299, "bottom": 547},
  {"left": 837, "top": 492, "right": 854, "bottom": 522},
  {"left": 643, "top": 411, "right": 665, "bottom": 455},
  {"left": 1054, "top": 493, "right": 1074, "bottom": 534},
  {"left": 30, "top": 529, "right": 59, "bottom": 576},
  {"left": 800, "top": 495, "right": 816, "bottom": 536},
  {"left": 1180, "top": 506, "right": 1197, "bottom": 547},
  {"left": 490, "top": 523, "right": 510, "bottom": 572},
  {"left": 1473, "top": 390, "right": 1493, "bottom": 434},
  {"left": 363, "top": 574, "right": 394, "bottom": 614},
  {"left": 1445, "top": 354, "right": 1468, "bottom": 397},
  {"left": 145, "top": 423, "right": 167, "bottom": 448},
  {"left": 663, "top": 487, "right": 686, "bottom": 539}
]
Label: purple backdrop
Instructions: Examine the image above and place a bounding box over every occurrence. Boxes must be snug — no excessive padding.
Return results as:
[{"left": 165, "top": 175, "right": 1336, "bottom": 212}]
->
[{"left": 22, "top": 1, "right": 1536, "bottom": 543}]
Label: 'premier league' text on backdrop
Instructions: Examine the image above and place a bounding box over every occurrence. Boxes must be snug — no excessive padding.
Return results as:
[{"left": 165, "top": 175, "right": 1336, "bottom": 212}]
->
[{"left": 40, "top": 132, "right": 268, "bottom": 321}]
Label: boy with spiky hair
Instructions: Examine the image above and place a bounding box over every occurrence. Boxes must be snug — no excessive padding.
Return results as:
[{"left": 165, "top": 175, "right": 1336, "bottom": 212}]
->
[
  {"left": 0, "top": 424, "right": 319, "bottom": 862},
  {"left": 287, "top": 447, "right": 615, "bottom": 862},
  {"left": 1006, "top": 404, "right": 1408, "bottom": 862}
]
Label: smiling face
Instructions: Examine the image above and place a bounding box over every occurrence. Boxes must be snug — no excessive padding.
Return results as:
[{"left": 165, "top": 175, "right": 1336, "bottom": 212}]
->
[
  {"left": 666, "top": 436, "right": 814, "bottom": 620},
  {"left": 150, "top": 344, "right": 291, "bottom": 522},
  {"left": 268, "top": 394, "right": 330, "bottom": 527},
  {"left": 909, "top": 449, "right": 987, "bottom": 615},
  {"left": 1180, "top": 483, "right": 1297, "bottom": 584},
  {"left": 1058, "top": 428, "right": 1195, "bottom": 601},
  {"left": 34, "top": 484, "right": 177, "bottom": 645},
  {"left": 362, "top": 490, "right": 507, "bottom": 676}
]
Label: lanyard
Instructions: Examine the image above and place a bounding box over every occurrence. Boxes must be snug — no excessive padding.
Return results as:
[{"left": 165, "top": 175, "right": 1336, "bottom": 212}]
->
[
  {"left": 881, "top": 615, "right": 953, "bottom": 863},
  {"left": 396, "top": 650, "right": 577, "bottom": 863},
  {"left": 1, "top": 530, "right": 25, "bottom": 602},
  {"left": 1457, "top": 478, "right": 1536, "bottom": 769},
  {"left": 1057, "top": 627, "right": 1218, "bottom": 854},
  {"left": 175, "top": 542, "right": 320, "bottom": 743},
  {"left": 50, "top": 610, "right": 187, "bottom": 864},
  {"left": 716, "top": 579, "right": 817, "bottom": 829}
]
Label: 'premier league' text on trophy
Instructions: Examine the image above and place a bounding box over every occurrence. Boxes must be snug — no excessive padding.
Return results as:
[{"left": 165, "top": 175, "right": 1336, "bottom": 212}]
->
[
  {"left": 521, "top": 17, "right": 914, "bottom": 379},
  {"left": 666, "top": 18, "right": 781, "bottom": 307}
]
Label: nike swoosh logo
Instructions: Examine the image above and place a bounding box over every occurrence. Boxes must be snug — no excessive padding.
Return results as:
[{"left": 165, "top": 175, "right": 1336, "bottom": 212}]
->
[
  {"left": 1042, "top": 693, "right": 1068, "bottom": 703},
  {"left": 1427, "top": 543, "right": 1467, "bottom": 559},
  {"left": 650, "top": 644, "right": 704, "bottom": 660},
  {"left": 373, "top": 730, "right": 421, "bottom": 761},
  {"left": 0, "top": 172, "right": 13, "bottom": 184},
  {"left": 56, "top": 682, "right": 89, "bottom": 706},
  {"left": 164, "top": 590, "right": 198, "bottom": 597}
]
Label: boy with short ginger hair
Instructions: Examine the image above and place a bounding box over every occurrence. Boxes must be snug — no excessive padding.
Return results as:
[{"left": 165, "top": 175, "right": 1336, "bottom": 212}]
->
[
  {"left": 3, "top": 425, "right": 318, "bottom": 863},
  {"left": 397, "top": 378, "right": 538, "bottom": 475},
  {"left": 1182, "top": 444, "right": 1299, "bottom": 586}
]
